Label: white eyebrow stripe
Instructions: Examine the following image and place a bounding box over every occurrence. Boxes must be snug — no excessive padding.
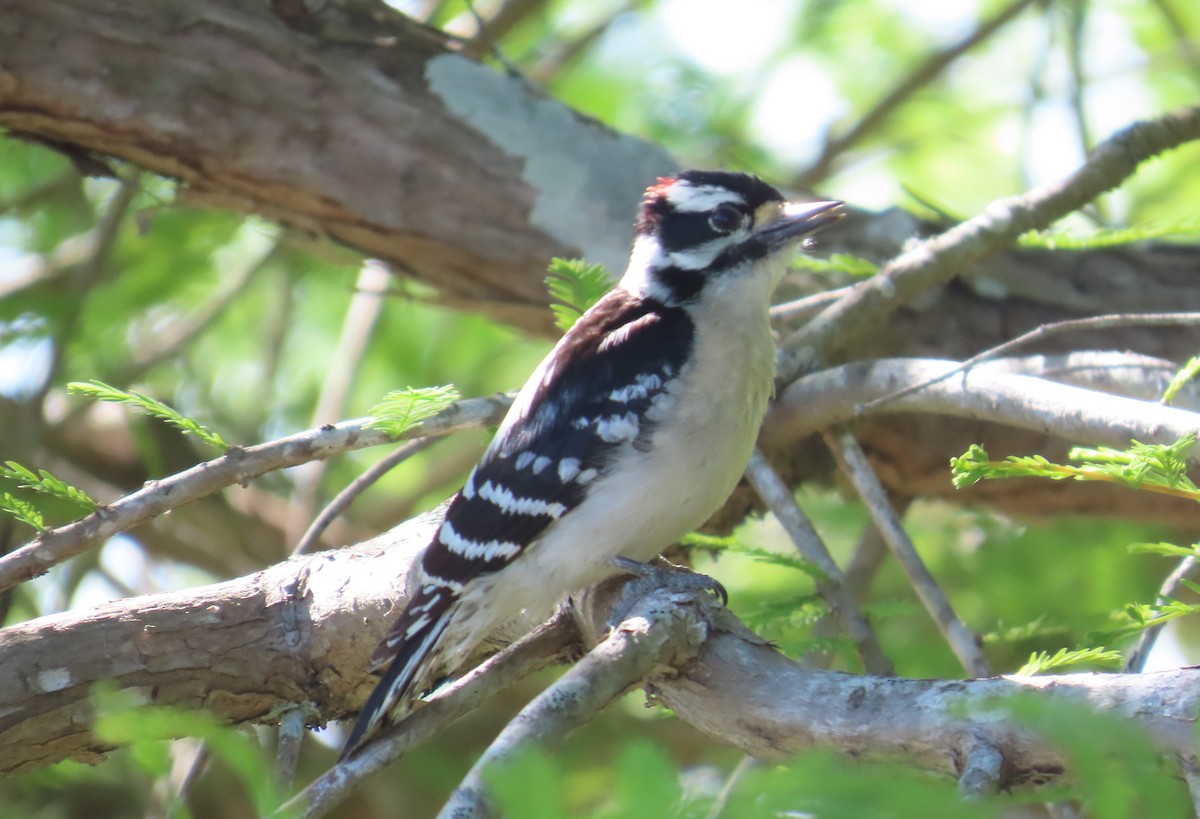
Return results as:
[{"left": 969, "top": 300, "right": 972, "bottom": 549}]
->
[{"left": 664, "top": 184, "right": 742, "bottom": 212}]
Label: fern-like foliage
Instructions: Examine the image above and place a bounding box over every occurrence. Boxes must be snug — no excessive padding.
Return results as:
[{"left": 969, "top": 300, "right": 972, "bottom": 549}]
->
[
  {"left": 681, "top": 531, "right": 825, "bottom": 578},
  {"left": 1017, "top": 219, "right": 1200, "bottom": 250},
  {"left": 1084, "top": 593, "right": 1200, "bottom": 647},
  {"left": 68, "top": 380, "right": 229, "bottom": 450},
  {"left": 1014, "top": 646, "right": 1124, "bottom": 676},
  {"left": 0, "top": 492, "right": 46, "bottom": 532},
  {"left": 366, "top": 385, "right": 461, "bottom": 438},
  {"left": 950, "top": 436, "right": 1199, "bottom": 502},
  {"left": 790, "top": 252, "right": 878, "bottom": 278},
  {"left": 544, "top": 257, "right": 612, "bottom": 331},
  {"left": 0, "top": 461, "right": 97, "bottom": 511}
]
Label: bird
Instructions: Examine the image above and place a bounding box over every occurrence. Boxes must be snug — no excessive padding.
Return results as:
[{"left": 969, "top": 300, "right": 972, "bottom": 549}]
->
[{"left": 340, "top": 170, "right": 843, "bottom": 759}]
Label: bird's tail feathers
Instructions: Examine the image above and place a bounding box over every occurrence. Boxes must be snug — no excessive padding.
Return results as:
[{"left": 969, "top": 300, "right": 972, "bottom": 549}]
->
[{"left": 339, "top": 587, "right": 456, "bottom": 761}]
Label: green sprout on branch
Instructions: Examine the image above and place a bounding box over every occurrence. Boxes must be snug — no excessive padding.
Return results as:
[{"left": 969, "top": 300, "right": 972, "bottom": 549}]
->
[
  {"left": 790, "top": 252, "right": 878, "bottom": 278},
  {"left": 545, "top": 257, "right": 612, "bottom": 331},
  {"left": 1014, "top": 646, "right": 1124, "bottom": 677},
  {"left": 950, "top": 435, "right": 1199, "bottom": 502},
  {"left": 68, "top": 379, "right": 229, "bottom": 451},
  {"left": 367, "top": 385, "right": 461, "bottom": 438},
  {"left": 0, "top": 461, "right": 97, "bottom": 511}
]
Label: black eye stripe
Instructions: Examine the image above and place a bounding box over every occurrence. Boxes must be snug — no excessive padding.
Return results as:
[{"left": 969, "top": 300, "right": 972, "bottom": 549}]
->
[{"left": 658, "top": 210, "right": 744, "bottom": 252}]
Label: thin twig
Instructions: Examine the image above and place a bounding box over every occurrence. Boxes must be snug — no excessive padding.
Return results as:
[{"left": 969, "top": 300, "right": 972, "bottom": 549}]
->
[
  {"left": 822, "top": 429, "right": 990, "bottom": 677},
  {"left": 1124, "top": 554, "right": 1200, "bottom": 674},
  {"left": 0, "top": 394, "right": 512, "bottom": 595},
  {"left": 118, "top": 241, "right": 280, "bottom": 382},
  {"left": 527, "top": 0, "right": 652, "bottom": 85},
  {"left": 768, "top": 284, "right": 857, "bottom": 321},
  {"left": 702, "top": 754, "right": 756, "bottom": 819},
  {"left": 794, "top": 0, "right": 1041, "bottom": 187},
  {"left": 35, "top": 174, "right": 142, "bottom": 408},
  {"left": 287, "top": 261, "right": 391, "bottom": 546},
  {"left": 276, "top": 708, "right": 308, "bottom": 794},
  {"left": 293, "top": 436, "right": 439, "bottom": 554},
  {"left": 279, "top": 611, "right": 578, "bottom": 819},
  {"left": 957, "top": 733, "right": 1004, "bottom": 798},
  {"left": 857, "top": 312, "right": 1200, "bottom": 414},
  {"left": 777, "top": 105, "right": 1200, "bottom": 385},
  {"left": 744, "top": 449, "right": 894, "bottom": 676},
  {"left": 167, "top": 741, "right": 210, "bottom": 818}
]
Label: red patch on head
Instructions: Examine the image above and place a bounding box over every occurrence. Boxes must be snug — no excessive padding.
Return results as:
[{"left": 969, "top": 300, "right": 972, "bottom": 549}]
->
[
  {"left": 643, "top": 176, "right": 679, "bottom": 202},
  {"left": 636, "top": 178, "right": 678, "bottom": 234}
]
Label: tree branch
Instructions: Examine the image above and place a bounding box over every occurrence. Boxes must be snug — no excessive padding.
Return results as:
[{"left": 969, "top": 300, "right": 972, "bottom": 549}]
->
[
  {"left": 0, "top": 394, "right": 511, "bottom": 594},
  {"left": 777, "top": 105, "right": 1200, "bottom": 384},
  {"left": 764, "top": 357, "right": 1200, "bottom": 454},
  {"left": 0, "top": 0, "right": 676, "bottom": 333}
]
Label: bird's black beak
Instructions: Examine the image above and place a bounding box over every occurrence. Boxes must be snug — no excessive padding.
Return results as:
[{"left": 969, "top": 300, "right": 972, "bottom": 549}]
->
[{"left": 759, "top": 200, "right": 845, "bottom": 247}]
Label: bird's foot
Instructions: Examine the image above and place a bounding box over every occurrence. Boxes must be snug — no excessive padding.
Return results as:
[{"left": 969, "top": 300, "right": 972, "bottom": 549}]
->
[{"left": 606, "top": 556, "right": 727, "bottom": 629}]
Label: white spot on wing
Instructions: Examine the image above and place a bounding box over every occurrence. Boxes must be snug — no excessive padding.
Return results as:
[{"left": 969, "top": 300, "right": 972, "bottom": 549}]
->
[
  {"left": 438, "top": 520, "right": 522, "bottom": 561},
  {"left": 577, "top": 468, "right": 598, "bottom": 484},
  {"left": 462, "top": 469, "right": 477, "bottom": 499},
  {"left": 406, "top": 613, "right": 431, "bottom": 638},
  {"left": 609, "top": 372, "right": 664, "bottom": 403},
  {"left": 595, "top": 412, "right": 640, "bottom": 443},
  {"left": 532, "top": 456, "right": 551, "bottom": 474},
  {"left": 479, "top": 480, "right": 567, "bottom": 518},
  {"left": 558, "top": 457, "right": 581, "bottom": 482},
  {"left": 515, "top": 452, "right": 535, "bottom": 470}
]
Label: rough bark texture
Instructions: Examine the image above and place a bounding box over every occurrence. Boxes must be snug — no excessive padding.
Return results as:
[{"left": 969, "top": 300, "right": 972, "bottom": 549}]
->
[
  {"left": 3, "top": 0, "right": 1199, "bottom": 527},
  {"left": 6, "top": 535, "right": 1198, "bottom": 797},
  {"left": 4, "top": 0, "right": 1200, "bottom": 793},
  {"left": 0, "top": 518, "right": 433, "bottom": 774}
]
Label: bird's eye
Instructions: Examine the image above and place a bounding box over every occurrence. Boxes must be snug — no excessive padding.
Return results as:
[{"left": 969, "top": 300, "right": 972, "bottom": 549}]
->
[{"left": 707, "top": 204, "right": 743, "bottom": 234}]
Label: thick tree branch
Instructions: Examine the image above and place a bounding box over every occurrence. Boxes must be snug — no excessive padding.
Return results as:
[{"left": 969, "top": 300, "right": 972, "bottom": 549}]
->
[
  {"left": 8, "top": 519, "right": 1197, "bottom": 804},
  {"left": 764, "top": 357, "right": 1200, "bottom": 454},
  {"left": 0, "top": 0, "right": 676, "bottom": 333}
]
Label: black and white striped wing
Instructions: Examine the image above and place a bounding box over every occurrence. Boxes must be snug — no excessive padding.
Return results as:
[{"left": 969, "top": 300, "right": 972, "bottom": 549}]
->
[{"left": 422, "top": 288, "right": 694, "bottom": 585}]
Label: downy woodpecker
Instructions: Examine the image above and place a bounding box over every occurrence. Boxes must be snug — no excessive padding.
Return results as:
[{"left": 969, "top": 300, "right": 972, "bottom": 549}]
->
[{"left": 341, "top": 170, "right": 843, "bottom": 758}]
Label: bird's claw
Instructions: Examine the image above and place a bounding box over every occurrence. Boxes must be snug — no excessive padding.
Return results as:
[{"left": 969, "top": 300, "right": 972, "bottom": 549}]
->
[{"left": 606, "top": 556, "right": 727, "bottom": 629}]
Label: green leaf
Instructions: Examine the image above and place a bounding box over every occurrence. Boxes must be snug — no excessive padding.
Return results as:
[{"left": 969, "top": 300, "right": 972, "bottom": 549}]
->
[
  {"left": 67, "top": 379, "right": 229, "bottom": 450},
  {"left": 1017, "top": 219, "right": 1200, "bottom": 250},
  {"left": 1127, "top": 541, "right": 1200, "bottom": 559},
  {"left": 1005, "top": 696, "right": 1191, "bottom": 819},
  {"left": 0, "top": 492, "right": 46, "bottom": 531},
  {"left": 790, "top": 252, "right": 878, "bottom": 278},
  {"left": 951, "top": 436, "right": 1200, "bottom": 502},
  {"left": 0, "top": 460, "right": 97, "bottom": 511},
  {"left": 91, "top": 684, "right": 286, "bottom": 817},
  {"left": 366, "top": 384, "right": 461, "bottom": 438},
  {"left": 544, "top": 257, "right": 613, "bottom": 331},
  {"left": 1162, "top": 355, "right": 1200, "bottom": 405},
  {"left": 1014, "top": 646, "right": 1124, "bottom": 677}
]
